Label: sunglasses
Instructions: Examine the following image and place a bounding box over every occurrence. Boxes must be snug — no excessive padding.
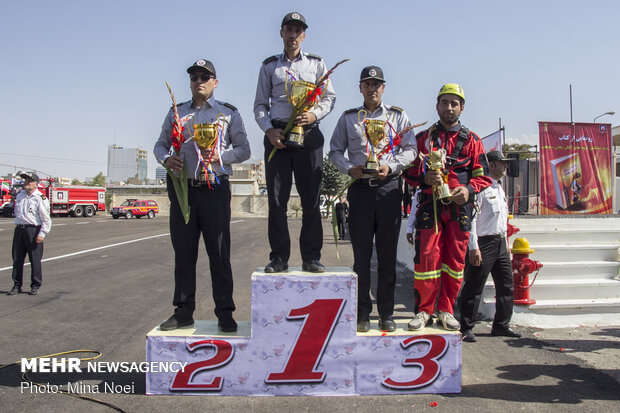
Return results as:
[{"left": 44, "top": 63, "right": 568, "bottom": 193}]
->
[{"left": 190, "top": 74, "right": 213, "bottom": 82}]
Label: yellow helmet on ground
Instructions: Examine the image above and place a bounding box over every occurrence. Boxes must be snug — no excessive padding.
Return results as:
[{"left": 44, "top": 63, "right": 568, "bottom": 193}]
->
[
  {"left": 438, "top": 83, "right": 465, "bottom": 103},
  {"left": 512, "top": 238, "right": 535, "bottom": 254}
]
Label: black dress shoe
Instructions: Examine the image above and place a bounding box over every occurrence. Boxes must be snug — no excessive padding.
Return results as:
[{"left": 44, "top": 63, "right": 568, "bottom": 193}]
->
[
  {"left": 302, "top": 260, "right": 325, "bottom": 273},
  {"left": 461, "top": 329, "right": 477, "bottom": 342},
  {"left": 160, "top": 315, "right": 194, "bottom": 331},
  {"left": 357, "top": 319, "right": 370, "bottom": 332},
  {"left": 264, "top": 257, "right": 288, "bottom": 273},
  {"left": 379, "top": 316, "right": 397, "bottom": 332},
  {"left": 7, "top": 286, "right": 21, "bottom": 295},
  {"left": 218, "top": 316, "right": 238, "bottom": 333},
  {"left": 491, "top": 325, "right": 522, "bottom": 338},
  {"left": 29, "top": 288, "right": 39, "bottom": 295}
]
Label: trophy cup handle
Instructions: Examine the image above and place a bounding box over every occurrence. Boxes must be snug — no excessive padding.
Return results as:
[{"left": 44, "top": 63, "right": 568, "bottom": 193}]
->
[
  {"left": 357, "top": 109, "right": 368, "bottom": 131},
  {"left": 284, "top": 70, "right": 296, "bottom": 101}
]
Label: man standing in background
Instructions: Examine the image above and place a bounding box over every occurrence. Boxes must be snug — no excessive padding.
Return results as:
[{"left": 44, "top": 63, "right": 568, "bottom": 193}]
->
[{"left": 7, "top": 173, "right": 51, "bottom": 296}]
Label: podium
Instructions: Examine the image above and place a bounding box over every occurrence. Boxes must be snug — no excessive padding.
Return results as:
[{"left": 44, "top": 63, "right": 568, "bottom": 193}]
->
[{"left": 146, "top": 268, "right": 461, "bottom": 395}]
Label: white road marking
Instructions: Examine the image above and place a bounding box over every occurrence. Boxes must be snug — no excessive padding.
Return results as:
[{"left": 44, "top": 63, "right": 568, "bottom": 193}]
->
[
  {"left": 0, "top": 233, "right": 170, "bottom": 272},
  {"left": 0, "top": 219, "right": 245, "bottom": 271},
  {"left": 76, "top": 222, "right": 89, "bottom": 225}
]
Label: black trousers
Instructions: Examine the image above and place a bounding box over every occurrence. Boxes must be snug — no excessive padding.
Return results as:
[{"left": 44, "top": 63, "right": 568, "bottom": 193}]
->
[
  {"left": 459, "top": 235, "right": 514, "bottom": 331},
  {"left": 348, "top": 177, "right": 402, "bottom": 319},
  {"left": 264, "top": 125, "right": 323, "bottom": 263},
  {"left": 11, "top": 225, "right": 43, "bottom": 289},
  {"left": 168, "top": 177, "right": 234, "bottom": 320},
  {"left": 336, "top": 215, "right": 347, "bottom": 239}
]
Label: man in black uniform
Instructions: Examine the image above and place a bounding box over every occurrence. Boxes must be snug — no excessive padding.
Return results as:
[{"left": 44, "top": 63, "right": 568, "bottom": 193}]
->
[
  {"left": 329, "top": 66, "right": 417, "bottom": 332},
  {"left": 335, "top": 196, "right": 348, "bottom": 240},
  {"left": 254, "top": 12, "right": 336, "bottom": 273},
  {"left": 154, "top": 59, "right": 250, "bottom": 332}
]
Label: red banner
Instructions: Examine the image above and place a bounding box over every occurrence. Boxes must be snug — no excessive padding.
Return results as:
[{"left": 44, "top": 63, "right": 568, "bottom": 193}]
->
[{"left": 539, "top": 122, "right": 612, "bottom": 214}]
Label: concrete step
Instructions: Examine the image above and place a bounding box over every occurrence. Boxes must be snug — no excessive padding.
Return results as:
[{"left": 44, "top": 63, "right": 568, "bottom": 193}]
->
[
  {"left": 526, "top": 244, "right": 618, "bottom": 262},
  {"left": 511, "top": 228, "right": 620, "bottom": 246},
  {"left": 482, "top": 278, "right": 620, "bottom": 301},
  {"left": 512, "top": 217, "right": 620, "bottom": 231},
  {"left": 527, "top": 261, "right": 620, "bottom": 279},
  {"left": 525, "top": 297, "right": 620, "bottom": 309},
  {"left": 483, "top": 296, "right": 620, "bottom": 309}
]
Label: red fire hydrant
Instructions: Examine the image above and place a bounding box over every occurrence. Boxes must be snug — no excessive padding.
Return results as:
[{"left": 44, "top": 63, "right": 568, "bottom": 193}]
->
[
  {"left": 511, "top": 238, "right": 543, "bottom": 305},
  {"left": 506, "top": 214, "right": 520, "bottom": 239}
]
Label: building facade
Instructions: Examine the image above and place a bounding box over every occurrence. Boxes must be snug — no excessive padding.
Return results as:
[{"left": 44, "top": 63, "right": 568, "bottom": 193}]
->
[{"left": 107, "top": 145, "right": 148, "bottom": 183}]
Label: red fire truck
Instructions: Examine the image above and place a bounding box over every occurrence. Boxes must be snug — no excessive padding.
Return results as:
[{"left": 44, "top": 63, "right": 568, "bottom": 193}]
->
[
  {"left": 45, "top": 182, "right": 106, "bottom": 217},
  {"left": 1, "top": 178, "right": 105, "bottom": 218}
]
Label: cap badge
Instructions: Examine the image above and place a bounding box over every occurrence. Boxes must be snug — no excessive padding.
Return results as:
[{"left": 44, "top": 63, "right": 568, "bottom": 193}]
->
[
  {"left": 197, "top": 59, "right": 206, "bottom": 66},
  {"left": 291, "top": 13, "right": 300, "bottom": 19},
  {"left": 369, "top": 69, "right": 377, "bottom": 76}
]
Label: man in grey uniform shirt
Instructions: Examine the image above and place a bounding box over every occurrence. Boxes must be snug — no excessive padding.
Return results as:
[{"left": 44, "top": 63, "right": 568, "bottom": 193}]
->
[
  {"left": 254, "top": 11, "right": 336, "bottom": 274},
  {"left": 329, "top": 66, "right": 417, "bottom": 332},
  {"left": 154, "top": 59, "right": 250, "bottom": 332}
]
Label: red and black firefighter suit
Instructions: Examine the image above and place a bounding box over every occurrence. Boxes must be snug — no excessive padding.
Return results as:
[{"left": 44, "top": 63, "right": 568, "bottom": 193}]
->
[{"left": 403, "top": 122, "right": 491, "bottom": 317}]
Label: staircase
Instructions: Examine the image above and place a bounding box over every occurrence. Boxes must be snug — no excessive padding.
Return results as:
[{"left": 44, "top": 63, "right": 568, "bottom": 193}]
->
[{"left": 480, "top": 216, "right": 620, "bottom": 328}]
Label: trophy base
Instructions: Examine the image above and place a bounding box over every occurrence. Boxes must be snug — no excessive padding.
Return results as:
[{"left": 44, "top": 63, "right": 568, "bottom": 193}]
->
[
  {"left": 285, "top": 127, "right": 305, "bottom": 149},
  {"left": 435, "top": 184, "right": 452, "bottom": 204},
  {"left": 199, "top": 171, "right": 217, "bottom": 185},
  {"left": 364, "top": 160, "right": 380, "bottom": 175}
]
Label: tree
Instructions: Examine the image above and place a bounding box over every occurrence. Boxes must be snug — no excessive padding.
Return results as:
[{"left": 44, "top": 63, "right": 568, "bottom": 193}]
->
[
  {"left": 91, "top": 172, "right": 106, "bottom": 187},
  {"left": 502, "top": 143, "right": 536, "bottom": 160},
  {"left": 71, "top": 178, "right": 82, "bottom": 185},
  {"left": 321, "top": 156, "right": 349, "bottom": 202}
]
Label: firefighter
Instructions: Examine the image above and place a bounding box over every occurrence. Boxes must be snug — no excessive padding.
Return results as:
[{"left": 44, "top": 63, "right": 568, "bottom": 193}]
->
[
  {"left": 403, "top": 83, "right": 492, "bottom": 331},
  {"left": 7, "top": 173, "right": 52, "bottom": 296},
  {"left": 154, "top": 59, "right": 251, "bottom": 332},
  {"left": 459, "top": 150, "right": 522, "bottom": 342},
  {"left": 254, "top": 12, "right": 336, "bottom": 274}
]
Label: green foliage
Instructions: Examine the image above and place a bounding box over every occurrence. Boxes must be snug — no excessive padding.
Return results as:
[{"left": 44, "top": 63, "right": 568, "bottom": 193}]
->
[
  {"left": 71, "top": 178, "right": 82, "bottom": 185},
  {"left": 321, "top": 156, "right": 349, "bottom": 201},
  {"left": 502, "top": 143, "right": 536, "bottom": 160},
  {"left": 290, "top": 202, "right": 302, "bottom": 218},
  {"left": 105, "top": 193, "right": 112, "bottom": 211},
  {"left": 91, "top": 171, "right": 106, "bottom": 186}
]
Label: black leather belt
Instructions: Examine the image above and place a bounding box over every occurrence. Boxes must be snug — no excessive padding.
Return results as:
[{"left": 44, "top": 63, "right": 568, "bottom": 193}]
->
[
  {"left": 188, "top": 176, "right": 229, "bottom": 187},
  {"left": 271, "top": 120, "right": 318, "bottom": 131},
  {"left": 479, "top": 233, "right": 506, "bottom": 240},
  {"left": 355, "top": 174, "right": 400, "bottom": 187},
  {"left": 16, "top": 224, "right": 37, "bottom": 228}
]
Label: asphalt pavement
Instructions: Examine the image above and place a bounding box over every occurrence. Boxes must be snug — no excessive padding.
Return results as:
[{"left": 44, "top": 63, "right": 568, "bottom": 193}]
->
[{"left": 0, "top": 215, "right": 618, "bottom": 412}]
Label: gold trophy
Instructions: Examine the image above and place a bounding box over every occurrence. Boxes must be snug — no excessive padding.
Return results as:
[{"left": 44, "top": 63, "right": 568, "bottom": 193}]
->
[
  {"left": 284, "top": 78, "right": 318, "bottom": 148},
  {"left": 358, "top": 110, "right": 387, "bottom": 174},
  {"left": 193, "top": 114, "right": 226, "bottom": 183},
  {"left": 428, "top": 149, "right": 452, "bottom": 203}
]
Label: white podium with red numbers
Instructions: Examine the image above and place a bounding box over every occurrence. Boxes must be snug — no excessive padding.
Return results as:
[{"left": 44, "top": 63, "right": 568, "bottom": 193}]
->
[{"left": 146, "top": 268, "right": 461, "bottom": 396}]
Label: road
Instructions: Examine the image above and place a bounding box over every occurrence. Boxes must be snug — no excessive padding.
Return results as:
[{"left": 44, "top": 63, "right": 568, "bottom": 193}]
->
[{"left": 0, "top": 215, "right": 618, "bottom": 412}]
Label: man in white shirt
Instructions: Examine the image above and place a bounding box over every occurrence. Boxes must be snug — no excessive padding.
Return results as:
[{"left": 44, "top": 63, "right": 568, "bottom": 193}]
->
[
  {"left": 7, "top": 173, "right": 51, "bottom": 296},
  {"left": 459, "top": 151, "right": 521, "bottom": 342}
]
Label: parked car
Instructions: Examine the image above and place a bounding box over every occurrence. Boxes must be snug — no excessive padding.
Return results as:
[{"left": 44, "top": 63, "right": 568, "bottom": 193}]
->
[{"left": 110, "top": 199, "right": 159, "bottom": 219}]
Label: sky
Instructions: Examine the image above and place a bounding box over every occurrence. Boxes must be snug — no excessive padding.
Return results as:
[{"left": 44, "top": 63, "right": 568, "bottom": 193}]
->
[{"left": 1, "top": 0, "right": 618, "bottom": 180}]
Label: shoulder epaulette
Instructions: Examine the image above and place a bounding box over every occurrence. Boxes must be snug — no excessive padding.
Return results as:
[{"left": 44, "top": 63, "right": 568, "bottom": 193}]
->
[
  {"left": 263, "top": 55, "right": 278, "bottom": 65},
  {"left": 222, "top": 102, "right": 238, "bottom": 112},
  {"left": 306, "top": 53, "right": 322, "bottom": 60},
  {"left": 388, "top": 105, "right": 403, "bottom": 113},
  {"left": 344, "top": 108, "right": 359, "bottom": 115},
  {"left": 171, "top": 101, "right": 189, "bottom": 110}
]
